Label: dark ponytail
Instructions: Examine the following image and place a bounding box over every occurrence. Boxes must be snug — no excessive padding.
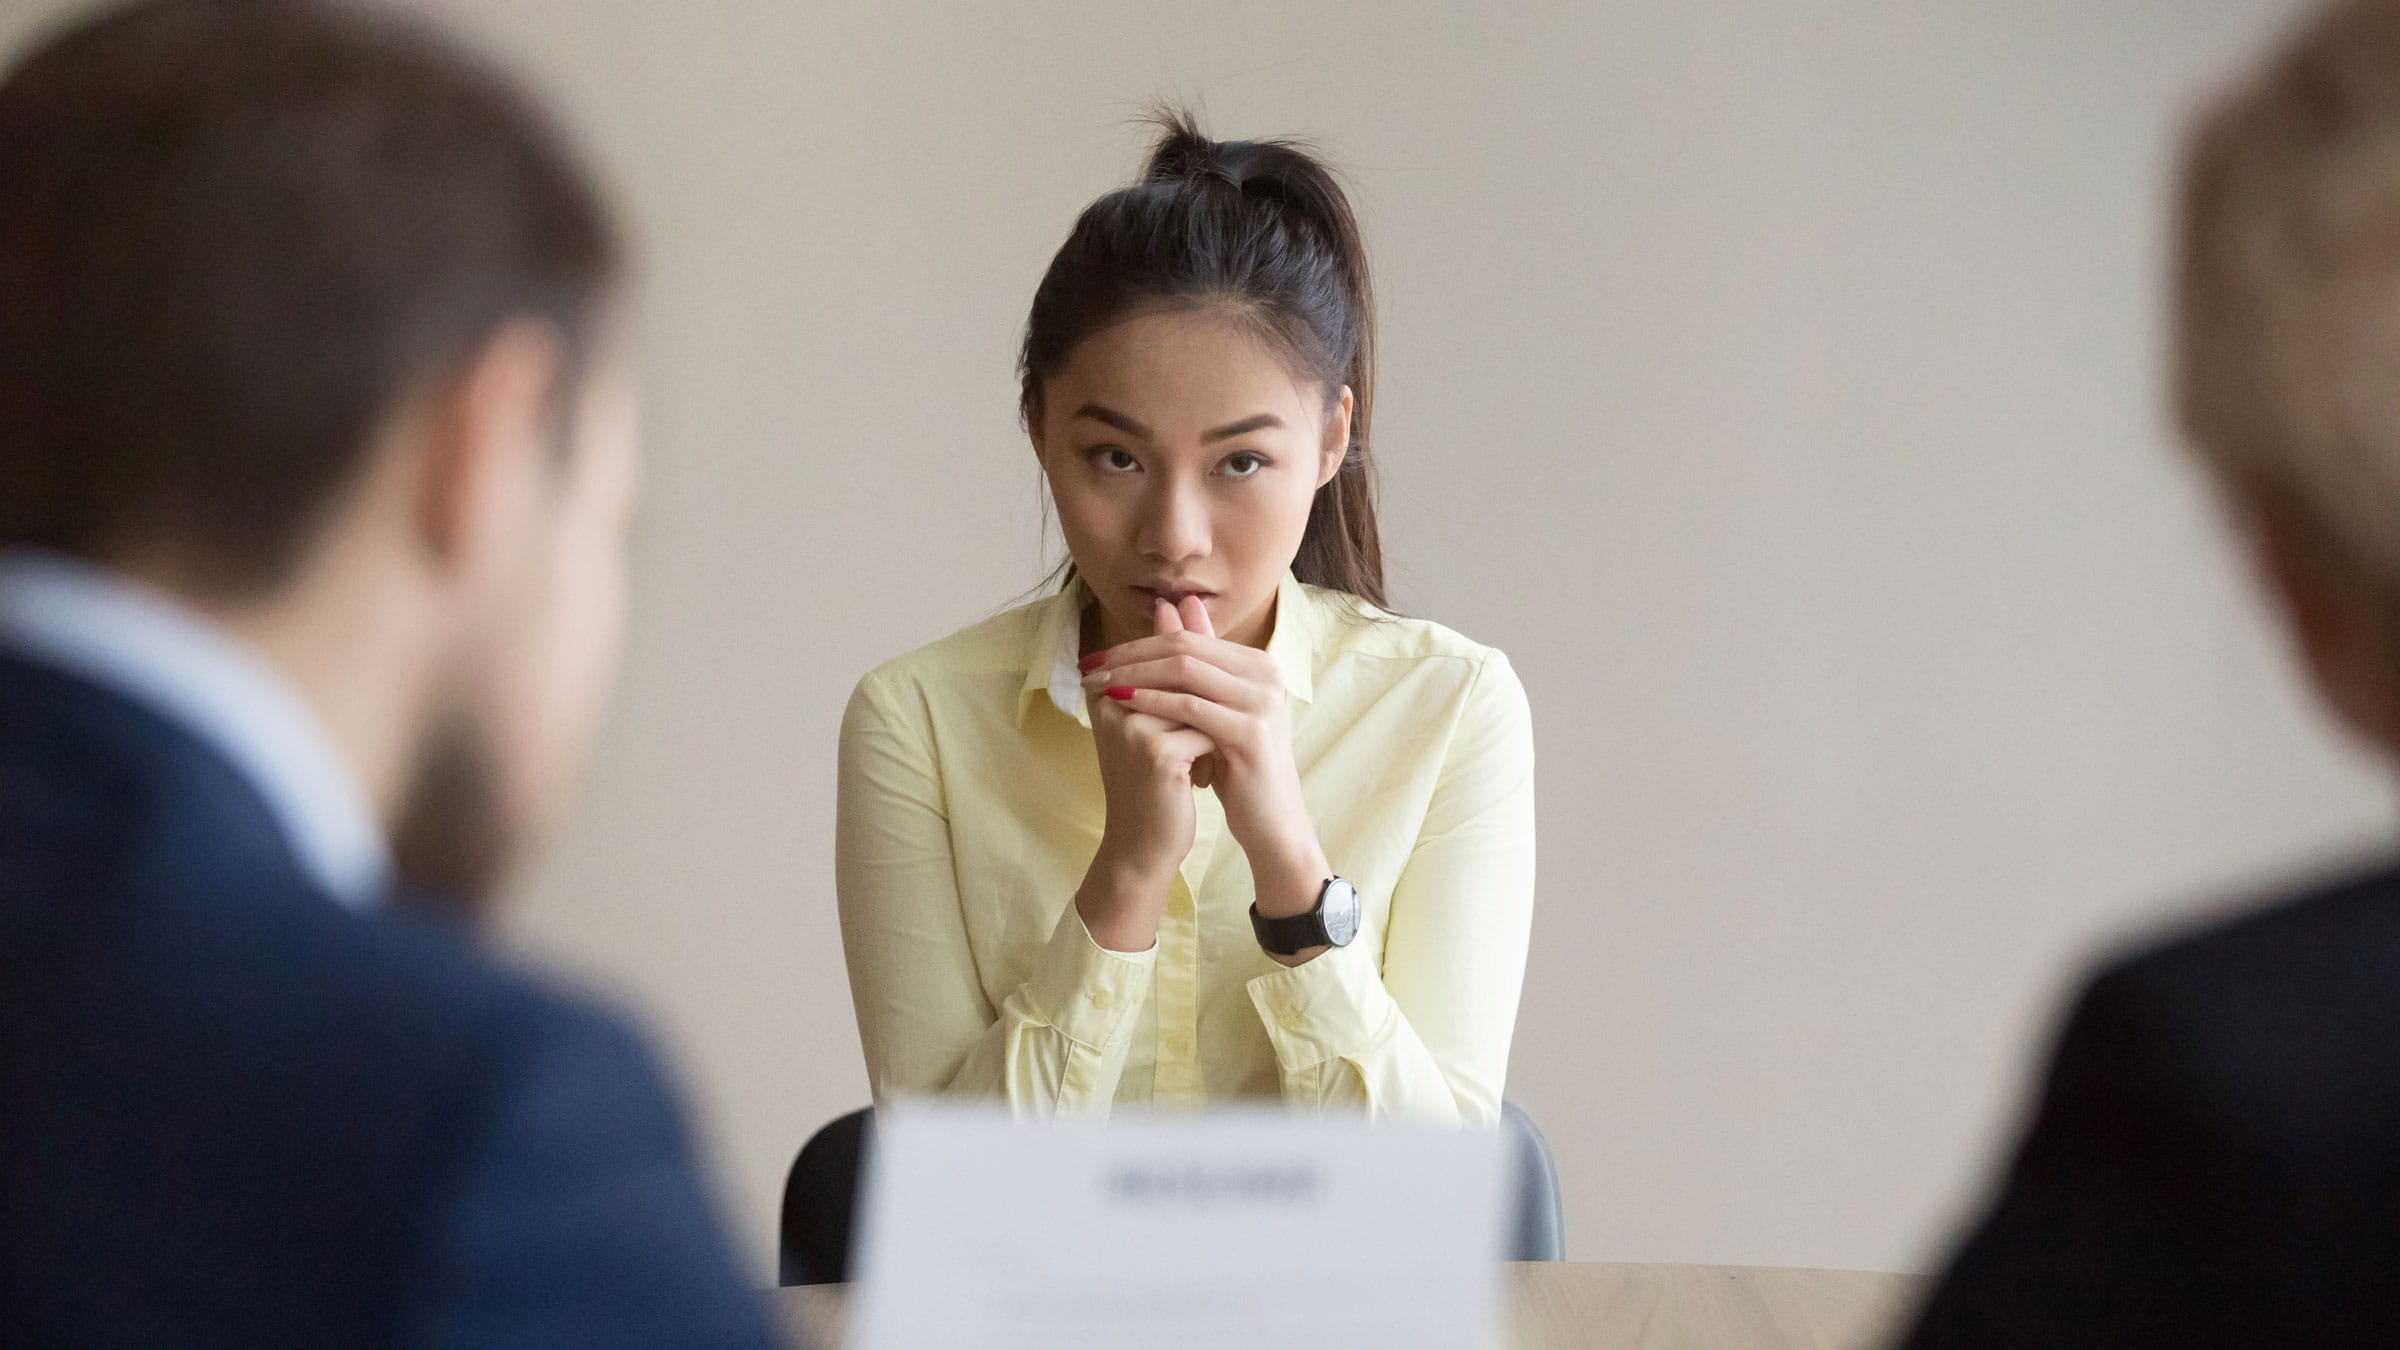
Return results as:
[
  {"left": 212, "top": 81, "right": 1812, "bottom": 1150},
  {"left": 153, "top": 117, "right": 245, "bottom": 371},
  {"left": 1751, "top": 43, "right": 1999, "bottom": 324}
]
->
[{"left": 1019, "top": 110, "right": 1386, "bottom": 609}]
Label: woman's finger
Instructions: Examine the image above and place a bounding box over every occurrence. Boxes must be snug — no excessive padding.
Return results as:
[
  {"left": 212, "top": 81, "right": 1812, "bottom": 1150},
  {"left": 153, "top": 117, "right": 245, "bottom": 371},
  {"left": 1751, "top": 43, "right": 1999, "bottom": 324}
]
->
[
  {"left": 1118, "top": 712, "right": 1216, "bottom": 767},
  {"left": 1152, "top": 595, "right": 1183, "bottom": 636},
  {"left": 1084, "top": 653, "right": 1259, "bottom": 709},
  {"left": 1101, "top": 686, "right": 1246, "bottom": 744},
  {"left": 1179, "top": 594, "right": 1214, "bottom": 639},
  {"left": 1093, "top": 697, "right": 1214, "bottom": 754},
  {"left": 1156, "top": 725, "right": 1216, "bottom": 762},
  {"left": 1088, "top": 631, "right": 1274, "bottom": 683}
]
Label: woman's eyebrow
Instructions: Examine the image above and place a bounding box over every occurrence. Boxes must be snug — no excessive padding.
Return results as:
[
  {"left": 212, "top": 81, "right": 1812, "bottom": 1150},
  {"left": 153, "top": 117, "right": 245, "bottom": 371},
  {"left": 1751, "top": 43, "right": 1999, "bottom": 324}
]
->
[
  {"left": 1203, "top": 413, "right": 1282, "bottom": 442},
  {"left": 1072, "top": 403, "right": 1150, "bottom": 439}
]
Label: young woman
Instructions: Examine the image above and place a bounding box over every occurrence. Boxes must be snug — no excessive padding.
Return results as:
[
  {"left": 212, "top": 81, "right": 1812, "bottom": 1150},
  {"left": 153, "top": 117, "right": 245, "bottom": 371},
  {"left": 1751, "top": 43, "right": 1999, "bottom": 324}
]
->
[{"left": 837, "top": 115, "right": 1534, "bottom": 1125}]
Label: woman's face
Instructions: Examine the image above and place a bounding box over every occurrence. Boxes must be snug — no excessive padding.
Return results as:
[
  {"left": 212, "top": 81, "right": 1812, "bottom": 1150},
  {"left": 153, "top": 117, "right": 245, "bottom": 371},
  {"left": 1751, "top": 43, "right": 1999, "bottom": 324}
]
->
[{"left": 1032, "top": 307, "right": 1351, "bottom": 651}]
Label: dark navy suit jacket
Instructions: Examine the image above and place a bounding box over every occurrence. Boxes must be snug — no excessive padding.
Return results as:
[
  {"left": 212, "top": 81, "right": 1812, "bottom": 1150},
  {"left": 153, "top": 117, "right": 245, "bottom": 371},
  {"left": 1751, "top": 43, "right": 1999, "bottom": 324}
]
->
[
  {"left": 1902, "top": 861, "right": 2400, "bottom": 1347},
  {"left": 0, "top": 653, "right": 782, "bottom": 1347}
]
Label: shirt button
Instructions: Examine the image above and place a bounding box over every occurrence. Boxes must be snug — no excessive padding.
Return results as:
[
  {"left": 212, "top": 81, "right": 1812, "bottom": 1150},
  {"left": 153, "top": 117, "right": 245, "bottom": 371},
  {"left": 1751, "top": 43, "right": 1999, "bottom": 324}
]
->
[
  {"left": 1278, "top": 1008, "right": 1305, "bottom": 1031},
  {"left": 1089, "top": 989, "right": 1113, "bottom": 1010},
  {"left": 1166, "top": 1036, "right": 1192, "bottom": 1058}
]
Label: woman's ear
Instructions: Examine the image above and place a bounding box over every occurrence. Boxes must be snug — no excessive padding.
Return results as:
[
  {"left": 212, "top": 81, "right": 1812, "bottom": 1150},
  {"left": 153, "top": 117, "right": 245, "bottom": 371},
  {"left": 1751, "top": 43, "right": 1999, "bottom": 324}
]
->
[
  {"left": 1027, "top": 403, "right": 1051, "bottom": 470},
  {"left": 1316, "top": 385, "right": 1355, "bottom": 490}
]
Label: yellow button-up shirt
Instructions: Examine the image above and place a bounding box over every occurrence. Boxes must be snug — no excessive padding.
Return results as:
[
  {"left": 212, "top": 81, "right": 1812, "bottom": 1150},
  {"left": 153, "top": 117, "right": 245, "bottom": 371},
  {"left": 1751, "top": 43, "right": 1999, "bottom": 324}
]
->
[{"left": 836, "top": 572, "right": 1535, "bottom": 1125}]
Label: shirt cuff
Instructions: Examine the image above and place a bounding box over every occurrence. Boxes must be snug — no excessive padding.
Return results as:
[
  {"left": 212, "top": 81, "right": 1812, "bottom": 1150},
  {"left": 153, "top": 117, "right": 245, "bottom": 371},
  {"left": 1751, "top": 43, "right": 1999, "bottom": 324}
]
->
[
  {"left": 1021, "top": 903, "right": 1156, "bottom": 1052},
  {"left": 1246, "top": 941, "right": 1390, "bottom": 1071}
]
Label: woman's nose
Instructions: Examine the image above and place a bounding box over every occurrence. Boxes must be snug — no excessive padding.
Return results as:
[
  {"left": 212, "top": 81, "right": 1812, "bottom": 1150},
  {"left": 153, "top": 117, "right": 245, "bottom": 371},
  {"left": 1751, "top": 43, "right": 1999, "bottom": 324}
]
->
[{"left": 1138, "top": 483, "right": 1209, "bottom": 562}]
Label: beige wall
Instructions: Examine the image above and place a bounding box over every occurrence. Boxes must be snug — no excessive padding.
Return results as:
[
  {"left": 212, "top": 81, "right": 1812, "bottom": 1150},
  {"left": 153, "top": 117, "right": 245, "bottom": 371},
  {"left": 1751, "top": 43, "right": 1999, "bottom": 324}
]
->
[{"left": 8, "top": 0, "right": 2389, "bottom": 1280}]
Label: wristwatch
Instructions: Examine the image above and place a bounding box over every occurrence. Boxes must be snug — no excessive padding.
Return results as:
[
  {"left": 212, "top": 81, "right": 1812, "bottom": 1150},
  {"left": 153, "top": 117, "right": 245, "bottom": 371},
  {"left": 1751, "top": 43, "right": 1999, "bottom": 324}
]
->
[{"left": 1250, "top": 876, "right": 1361, "bottom": 956}]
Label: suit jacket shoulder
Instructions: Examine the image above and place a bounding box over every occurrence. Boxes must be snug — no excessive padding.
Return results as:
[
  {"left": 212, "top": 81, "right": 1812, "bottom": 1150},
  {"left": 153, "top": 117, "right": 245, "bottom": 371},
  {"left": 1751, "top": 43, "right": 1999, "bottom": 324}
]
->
[
  {"left": 0, "top": 654, "right": 777, "bottom": 1348},
  {"left": 1904, "top": 860, "right": 2400, "bottom": 1348}
]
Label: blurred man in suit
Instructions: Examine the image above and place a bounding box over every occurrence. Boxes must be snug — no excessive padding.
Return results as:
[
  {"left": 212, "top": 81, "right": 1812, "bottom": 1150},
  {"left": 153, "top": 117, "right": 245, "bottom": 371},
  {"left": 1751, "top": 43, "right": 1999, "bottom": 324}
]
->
[
  {"left": 0, "top": 2, "right": 782, "bottom": 1345},
  {"left": 1901, "top": 2, "right": 2400, "bottom": 1345}
]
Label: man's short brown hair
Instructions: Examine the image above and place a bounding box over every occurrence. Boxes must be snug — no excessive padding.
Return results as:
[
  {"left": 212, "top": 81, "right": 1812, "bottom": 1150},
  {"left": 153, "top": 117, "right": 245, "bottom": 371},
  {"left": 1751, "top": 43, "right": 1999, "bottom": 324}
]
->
[
  {"left": 0, "top": 0, "right": 620, "bottom": 596},
  {"left": 2178, "top": 0, "right": 2400, "bottom": 583}
]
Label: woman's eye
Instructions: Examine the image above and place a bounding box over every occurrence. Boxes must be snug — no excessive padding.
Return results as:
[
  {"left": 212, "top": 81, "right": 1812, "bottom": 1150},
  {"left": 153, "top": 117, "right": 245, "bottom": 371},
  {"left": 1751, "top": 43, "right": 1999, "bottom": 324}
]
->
[
  {"left": 1091, "top": 447, "right": 1139, "bottom": 473},
  {"left": 1220, "top": 452, "right": 1268, "bottom": 478}
]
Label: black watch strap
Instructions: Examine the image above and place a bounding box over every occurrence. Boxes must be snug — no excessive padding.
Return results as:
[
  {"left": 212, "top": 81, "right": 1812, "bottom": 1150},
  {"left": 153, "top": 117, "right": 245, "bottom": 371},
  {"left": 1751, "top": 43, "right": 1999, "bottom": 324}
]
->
[
  {"left": 1250, "top": 902, "right": 1331, "bottom": 956},
  {"left": 1250, "top": 877, "right": 1356, "bottom": 956}
]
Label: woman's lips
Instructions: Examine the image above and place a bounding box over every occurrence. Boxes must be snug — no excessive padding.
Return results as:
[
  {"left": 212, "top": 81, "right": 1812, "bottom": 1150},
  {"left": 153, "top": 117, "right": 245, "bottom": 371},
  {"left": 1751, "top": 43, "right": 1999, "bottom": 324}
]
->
[{"left": 1134, "top": 585, "right": 1216, "bottom": 605}]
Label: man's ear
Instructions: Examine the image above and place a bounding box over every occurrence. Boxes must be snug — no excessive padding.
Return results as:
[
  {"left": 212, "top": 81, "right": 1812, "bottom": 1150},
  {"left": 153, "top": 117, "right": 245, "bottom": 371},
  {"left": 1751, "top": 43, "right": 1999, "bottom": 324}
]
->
[
  {"left": 1317, "top": 384, "right": 1355, "bottom": 491},
  {"left": 416, "top": 321, "right": 565, "bottom": 578},
  {"left": 2234, "top": 476, "right": 2400, "bottom": 755}
]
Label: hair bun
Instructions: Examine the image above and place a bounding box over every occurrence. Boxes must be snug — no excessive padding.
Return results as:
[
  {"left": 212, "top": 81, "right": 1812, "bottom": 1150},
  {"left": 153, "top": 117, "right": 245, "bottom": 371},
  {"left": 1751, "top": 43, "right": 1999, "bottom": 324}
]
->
[{"left": 1142, "top": 111, "right": 1232, "bottom": 187}]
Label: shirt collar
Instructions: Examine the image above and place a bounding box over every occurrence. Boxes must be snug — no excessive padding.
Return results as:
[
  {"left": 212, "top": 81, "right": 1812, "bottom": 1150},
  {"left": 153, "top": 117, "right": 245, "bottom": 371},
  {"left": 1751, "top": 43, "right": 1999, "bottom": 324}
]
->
[
  {"left": 0, "top": 550, "right": 391, "bottom": 908},
  {"left": 1019, "top": 570, "right": 1318, "bottom": 729}
]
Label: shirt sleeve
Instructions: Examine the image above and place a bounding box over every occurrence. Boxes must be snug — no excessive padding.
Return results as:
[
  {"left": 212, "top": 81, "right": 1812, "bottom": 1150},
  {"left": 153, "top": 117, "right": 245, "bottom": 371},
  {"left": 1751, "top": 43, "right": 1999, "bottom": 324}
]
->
[
  {"left": 836, "top": 673, "right": 1153, "bottom": 1119},
  {"left": 1245, "top": 648, "right": 1537, "bottom": 1126}
]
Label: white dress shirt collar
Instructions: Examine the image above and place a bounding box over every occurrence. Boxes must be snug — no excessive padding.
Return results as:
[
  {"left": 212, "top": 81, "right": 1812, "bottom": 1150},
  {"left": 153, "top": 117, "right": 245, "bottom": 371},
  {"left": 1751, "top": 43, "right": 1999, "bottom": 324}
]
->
[{"left": 0, "top": 550, "right": 391, "bottom": 907}]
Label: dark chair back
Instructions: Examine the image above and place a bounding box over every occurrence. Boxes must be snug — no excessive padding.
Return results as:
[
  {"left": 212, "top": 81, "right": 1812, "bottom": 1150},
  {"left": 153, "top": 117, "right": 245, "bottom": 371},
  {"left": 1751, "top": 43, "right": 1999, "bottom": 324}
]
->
[
  {"left": 1501, "top": 1100, "right": 1566, "bottom": 1263},
  {"left": 777, "top": 1100, "right": 1566, "bottom": 1285},
  {"left": 778, "top": 1107, "right": 873, "bottom": 1286}
]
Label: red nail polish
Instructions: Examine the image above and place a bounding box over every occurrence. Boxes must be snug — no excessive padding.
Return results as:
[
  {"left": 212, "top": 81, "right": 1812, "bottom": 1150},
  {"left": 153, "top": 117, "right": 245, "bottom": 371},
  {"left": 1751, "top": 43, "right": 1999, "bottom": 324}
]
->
[
  {"left": 1105, "top": 686, "right": 1135, "bottom": 701},
  {"left": 1078, "top": 652, "right": 1106, "bottom": 673}
]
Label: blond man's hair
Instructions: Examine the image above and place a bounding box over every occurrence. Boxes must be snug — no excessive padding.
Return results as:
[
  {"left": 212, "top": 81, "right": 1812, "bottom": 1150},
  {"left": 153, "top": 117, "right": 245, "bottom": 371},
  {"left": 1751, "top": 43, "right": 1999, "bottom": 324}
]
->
[{"left": 2179, "top": 0, "right": 2400, "bottom": 584}]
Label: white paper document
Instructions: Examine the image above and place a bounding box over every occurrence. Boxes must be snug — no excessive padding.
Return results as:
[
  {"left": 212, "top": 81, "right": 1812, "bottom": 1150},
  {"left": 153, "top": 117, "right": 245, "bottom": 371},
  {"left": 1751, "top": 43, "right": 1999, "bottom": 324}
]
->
[{"left": 847, "top": 1105, "right": 1508, "bottom": 1349}]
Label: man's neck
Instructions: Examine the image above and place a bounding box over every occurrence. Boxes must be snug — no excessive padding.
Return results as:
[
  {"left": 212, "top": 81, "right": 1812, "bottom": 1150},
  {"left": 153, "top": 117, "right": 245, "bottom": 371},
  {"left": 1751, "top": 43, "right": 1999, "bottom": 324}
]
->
[
  {"left": 0, "top": 549, "right": 400, "bottom": 904},
  {"left": 114, "top": 543, "right": 434, "bottom": 836}
]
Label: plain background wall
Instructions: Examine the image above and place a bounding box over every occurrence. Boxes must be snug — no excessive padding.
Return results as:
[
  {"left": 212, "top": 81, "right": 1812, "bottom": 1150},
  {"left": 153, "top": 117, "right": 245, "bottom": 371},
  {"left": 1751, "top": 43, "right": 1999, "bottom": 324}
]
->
[{"left": 6, "top": 0, "right": 2393, "bottom": 1278}]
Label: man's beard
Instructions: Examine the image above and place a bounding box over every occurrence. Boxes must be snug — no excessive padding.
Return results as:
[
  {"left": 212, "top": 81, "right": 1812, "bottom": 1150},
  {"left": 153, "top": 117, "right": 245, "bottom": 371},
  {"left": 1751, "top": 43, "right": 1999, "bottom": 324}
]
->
[{"left": 387, "top": 697, "right": 516, "bottom": 926}]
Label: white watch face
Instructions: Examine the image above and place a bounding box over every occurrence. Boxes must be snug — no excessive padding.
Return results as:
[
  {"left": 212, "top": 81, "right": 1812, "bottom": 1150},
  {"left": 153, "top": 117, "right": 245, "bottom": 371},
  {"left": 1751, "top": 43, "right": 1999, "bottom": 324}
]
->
[{"left": 1322, "top": 878, "right": 1361, "bottom": 947}]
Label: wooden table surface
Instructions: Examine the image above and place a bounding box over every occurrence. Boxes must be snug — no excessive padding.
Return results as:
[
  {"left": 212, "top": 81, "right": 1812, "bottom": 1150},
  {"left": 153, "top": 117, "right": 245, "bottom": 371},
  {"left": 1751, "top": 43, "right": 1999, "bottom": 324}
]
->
[{"left": 779, "top": 1261, "right": 1927, "bottom": 1349}]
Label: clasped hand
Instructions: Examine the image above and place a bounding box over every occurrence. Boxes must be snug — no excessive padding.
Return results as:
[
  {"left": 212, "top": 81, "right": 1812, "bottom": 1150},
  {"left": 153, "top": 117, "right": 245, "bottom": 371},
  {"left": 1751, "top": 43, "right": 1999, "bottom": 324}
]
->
[{"left": 1074, "top": 595, "right": 1330, "bottom": 956}]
